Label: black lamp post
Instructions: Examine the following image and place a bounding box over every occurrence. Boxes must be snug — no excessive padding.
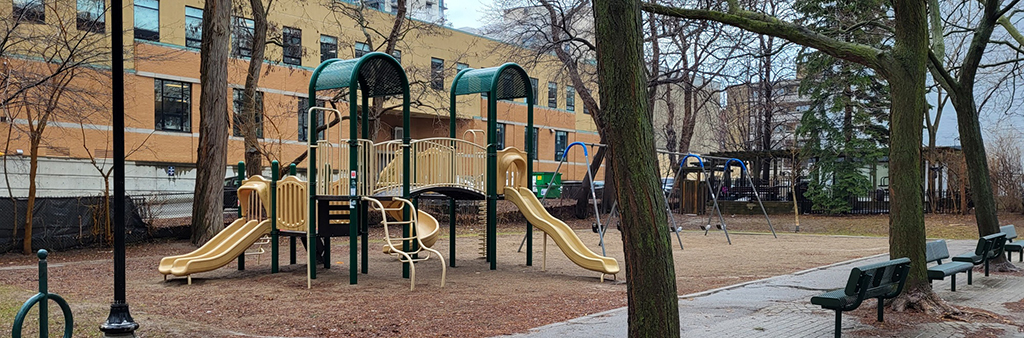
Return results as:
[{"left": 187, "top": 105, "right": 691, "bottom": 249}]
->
[{"left": 99, "top": 1, "right": 139, "bottom": 336}]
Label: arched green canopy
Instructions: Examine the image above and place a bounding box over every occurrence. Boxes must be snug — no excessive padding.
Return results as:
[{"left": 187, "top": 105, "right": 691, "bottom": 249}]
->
[
  {"left": 449, "top": 63, "right": 534, "bottom": 271},
  {"left": 309, "top": 52, "right": 409, "bottom": 98}
]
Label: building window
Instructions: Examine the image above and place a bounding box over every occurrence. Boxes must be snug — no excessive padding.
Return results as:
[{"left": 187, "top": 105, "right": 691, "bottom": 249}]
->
[
  {"left": 354, "top": 41, "right": 370, "bottom": 57},
  {"left": 554, "top": 130, "right": 568, "bottom": 160},
  {"left": 431, "top": 58, "right": 444, "bottom": 90},
  {"left": 154, "top": 79, "right": 191, "bottom": 132},
  {"left": 13, "top": 0, "right": 45, "bottom": 24},
  {"left": 391, "top": 50, "right": 402, "bottom": 63},
  {"left": 583, "top": 104, "right": 590, "bottom": 115},
  {"left": 298, "top": 98, "right": 325, "bottom": 142},
  {"left": 184, "top": 6, "right": 202, "bottom": 49},
  {"left": 525, "top": 126, "right": 538, "bottom": 157},
  {"left": 282, "top": 26, "right": 302, "bottom": 66},
  {"left": 320, "top": 35, "right": 337, "bottom": 62},
  {"left": 566, "top": 85, "right": 575, "bottom": 112},
  {"left": 495, "top": 123, "right": 505, "bottom": 149},
  {"left": 77, "top": 0, "right": 104, "bottom": 33},
  {"left": 231, "top": 17, "right": 254, "bottom": 58},
  {"left": 134, "top": 0, "right": 159, "bottom": 41},
  {"left": 232, "top": 89, "right": 263, "bottom": 138},
  {"left": 547, "top": 82, "right": 557, "bottom": 108}
]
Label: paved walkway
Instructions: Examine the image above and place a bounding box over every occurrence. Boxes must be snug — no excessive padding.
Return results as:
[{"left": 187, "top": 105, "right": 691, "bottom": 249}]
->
[{"left": 505, "top": 239, "right": 1024, "bottom": 338}]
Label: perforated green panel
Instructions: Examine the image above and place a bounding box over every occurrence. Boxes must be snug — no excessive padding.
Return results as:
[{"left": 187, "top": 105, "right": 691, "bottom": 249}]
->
[
  {"left": 452, "top": 63, "right": 530, "bottom": 100},
  {"left": 453, "top": 69, "right": 496, "bottom": 96},
  {"left": 311, "top": 52, "right": 407, "bottom": 98}
]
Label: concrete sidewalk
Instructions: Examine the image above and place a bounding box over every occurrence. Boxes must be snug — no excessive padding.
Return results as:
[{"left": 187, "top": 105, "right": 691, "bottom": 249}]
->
[{"left": 505, "top": 239, "right": 1024, "bottom": 338}]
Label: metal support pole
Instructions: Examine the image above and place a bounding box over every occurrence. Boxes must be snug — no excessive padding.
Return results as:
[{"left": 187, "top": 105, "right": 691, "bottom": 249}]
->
[
  {"left": 271, "top": 161, "right": 279, "bottom": 273},
  {"left": 449, "top": 197, "right": 457, "bottom": 267},
  {"left": 237, "top": 162, "right": 246, "bottom": 271},
  {"left": 100, "top": 1, "right": 138, "bottom": 333}
]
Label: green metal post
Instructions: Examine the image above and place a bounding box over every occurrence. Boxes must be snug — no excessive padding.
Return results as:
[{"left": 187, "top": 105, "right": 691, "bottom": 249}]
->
[
  {"left": 449, "top": 197, "right": 456, "bottom": 267},
  {"left": 347, "top": 80, "right": 359, "bottom": 285},
  {"left": 37, "top": 250, "right": 47, "bottom": 337},
  {"left": 237, "top": 161, "right": 245, "bottom": 271},
  {"left": 487, "top": 91, "right": 497, "bottom": 270},
  {"left": 448, "top": 71, "right": 461, "bottom": 268},
  {"left": 526, "top": 82, "right": 534, "bottom": 267},
  {"left": 12, "top": 250, "right": 74, "bottom": 338},
  {"left": 271, "top": 160, "right": 279, "bottom": 273}
]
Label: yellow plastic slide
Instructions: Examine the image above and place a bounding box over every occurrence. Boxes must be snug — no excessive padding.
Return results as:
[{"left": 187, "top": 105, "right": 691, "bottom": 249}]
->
[
  {"left": 383, "top": 203, "right": 441, "bottom": 249},
  {"left": 158, "top": 218, "right": 271, "bottom": 279},
  {"left": 504, "top": 186, "right": 620, "bottom": 275}
]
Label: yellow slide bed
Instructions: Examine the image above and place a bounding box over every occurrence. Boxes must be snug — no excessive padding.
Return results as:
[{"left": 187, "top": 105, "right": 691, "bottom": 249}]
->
[
  {"left": 504, "top": 186, "right": 620, "bottom": 275},
  {"left": 158, "top": 218, "right": 271, "bottom": 283},
  {"left": 382, "top": 201, "right": 441, "bottom": 250}
]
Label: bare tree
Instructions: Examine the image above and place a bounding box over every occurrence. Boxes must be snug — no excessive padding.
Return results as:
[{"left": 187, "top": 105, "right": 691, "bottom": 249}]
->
[
  {"left": 192, "top": 0, "right": 233, "bottom": 245},
  {"left": 928, "top": 0, "right": 1023, "bottom": 271},
  {"left": 643, "top": 0, "right": 943, "bottom": 313},
  {"left": 1, "top": 0, "right": 112, "bottom": 253},
  {"left": 486, "top": 0, "right": 744, "bottom": 215}
]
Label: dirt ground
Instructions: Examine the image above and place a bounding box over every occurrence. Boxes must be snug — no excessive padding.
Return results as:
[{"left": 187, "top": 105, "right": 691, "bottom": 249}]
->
[{"left": 1, "top": 210, "right": 1019, "bottom": 337}]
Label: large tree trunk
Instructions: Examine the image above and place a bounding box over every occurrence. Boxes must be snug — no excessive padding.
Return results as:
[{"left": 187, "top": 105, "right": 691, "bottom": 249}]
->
[
  {"left": 594, "top": 0, "right": 679, "bottom": 336},
  {"left": 242, "top": 0, "right": 269, "bottom": 176},
  {"left": 886, "top": 0, "right": 946, "bottom": 312},
  {"left": 192, "top": 0, "right": 232, "bottom": 245}
]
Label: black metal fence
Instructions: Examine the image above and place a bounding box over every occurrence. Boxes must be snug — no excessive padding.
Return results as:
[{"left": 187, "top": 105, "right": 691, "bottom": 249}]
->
[{"left": 700, "top": 181, "right": 967, "bottom": 215}]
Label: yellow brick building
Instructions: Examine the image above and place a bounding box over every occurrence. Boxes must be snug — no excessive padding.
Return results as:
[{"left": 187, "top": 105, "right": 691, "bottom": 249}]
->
[{"left": 0, "top": 0, "right": 603, "bottom": 196}]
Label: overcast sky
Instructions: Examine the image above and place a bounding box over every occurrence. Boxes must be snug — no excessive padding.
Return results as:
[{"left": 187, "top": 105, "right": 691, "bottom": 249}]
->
[{"left": 446, "top": 0, "right": 489, "bottom": 30}]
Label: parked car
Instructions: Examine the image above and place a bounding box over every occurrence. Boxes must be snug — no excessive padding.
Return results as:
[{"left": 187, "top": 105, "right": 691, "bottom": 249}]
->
[{"left": 224, "top": 176, "right": 241, "bottom": 209}]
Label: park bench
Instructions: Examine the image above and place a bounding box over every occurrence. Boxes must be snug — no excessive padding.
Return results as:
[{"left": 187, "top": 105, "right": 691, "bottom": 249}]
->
[
  {"left": 810, "top": 257, "right": 911, "bottom": 338},
  {"left": 925, "top": 240, "right": 974, "bottom": 291},
  {"left": 952, "top": 233, "right": 1007, "bottom": 277},
  {"left": 1000, "top": 225, "right": 1022, "bottom": 262}
]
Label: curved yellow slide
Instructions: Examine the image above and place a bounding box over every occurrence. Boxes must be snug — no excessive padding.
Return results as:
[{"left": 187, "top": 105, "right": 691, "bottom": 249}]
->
[
  {"left": 504, "top": 186, "right": 620, "bottom": 275},
  {"left": 159, "top": 218, "right": 271, "bottom": 278},
  {"left": 384, "top": 204, "right": 441, "bottom": 249}
]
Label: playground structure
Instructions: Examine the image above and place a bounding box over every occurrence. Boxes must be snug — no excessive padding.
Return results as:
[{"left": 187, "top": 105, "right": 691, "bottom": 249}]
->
[
  {"left": 158, "top": 53, "right": 618, "bottom": 287},
  {"left": 659, "top": 152, "right": 777, "bottom": 244}
]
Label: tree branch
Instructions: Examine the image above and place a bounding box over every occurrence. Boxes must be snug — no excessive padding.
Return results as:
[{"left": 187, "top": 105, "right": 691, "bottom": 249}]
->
[{"left": 640, "top": 2, "right": 884, "bottom": 70}]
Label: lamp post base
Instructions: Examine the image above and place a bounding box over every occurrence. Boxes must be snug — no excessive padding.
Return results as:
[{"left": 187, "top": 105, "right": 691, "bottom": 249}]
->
[{"left": 100, "top": 302, "right": 138, "bottom": 337}]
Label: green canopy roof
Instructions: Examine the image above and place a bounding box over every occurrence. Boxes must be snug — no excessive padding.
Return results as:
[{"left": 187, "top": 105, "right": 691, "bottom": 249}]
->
[
  {"left": 452, "top": 63, "right": 531, "bottom": 100},
  {"left": 310, "top": 52, "right": 407, "bottom": 97}
]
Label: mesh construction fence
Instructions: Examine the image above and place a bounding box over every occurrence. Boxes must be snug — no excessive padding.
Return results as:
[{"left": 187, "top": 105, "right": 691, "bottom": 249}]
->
[{"left": 0, "top": 195, "right": 147, "bottom": 253}]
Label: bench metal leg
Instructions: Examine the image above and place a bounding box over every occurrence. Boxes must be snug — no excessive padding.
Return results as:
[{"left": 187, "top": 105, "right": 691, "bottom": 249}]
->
[
  {"left": 968, "top": 269, "right": 973, "bottom": 285},
  {"left": 984, "top": 258, "right": 989, "bottom": 277},
  {"left": 876, "top": 297, "right": 884, "bottom": 322},
  {"left": 835, "top": 310, "right": 842, "bottom": 338},
  {"left": 951, "top": 274, "right": 956, "bottom": 292}
]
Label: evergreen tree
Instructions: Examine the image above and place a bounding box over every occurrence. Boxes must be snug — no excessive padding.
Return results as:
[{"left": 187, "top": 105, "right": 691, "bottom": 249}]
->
[{"left": 794, "top": 0, "right": 890, "bottom": 214}]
